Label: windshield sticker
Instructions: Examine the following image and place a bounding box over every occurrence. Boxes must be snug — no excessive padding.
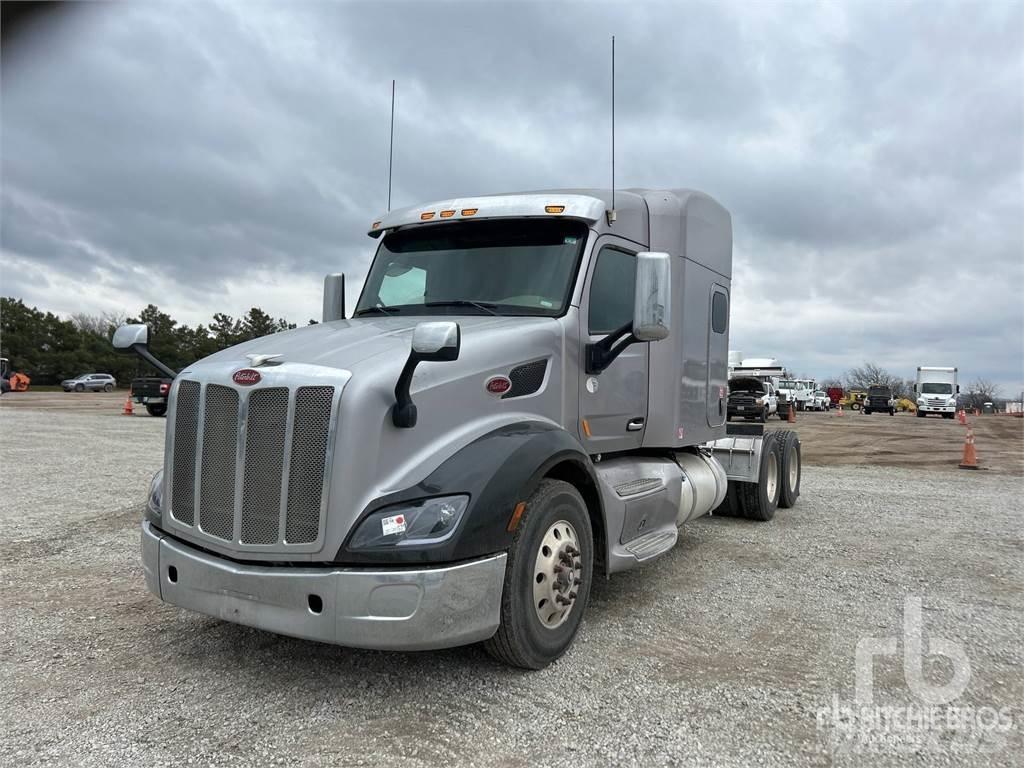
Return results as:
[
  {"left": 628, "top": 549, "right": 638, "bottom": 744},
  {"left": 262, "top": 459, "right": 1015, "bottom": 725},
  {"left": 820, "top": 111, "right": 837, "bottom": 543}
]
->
[
  {"left": 381, "top": 513, "right": 407, "bottom": 536},
  {"left": 563, "top": 236, "right": 578, "bottom": 244}
]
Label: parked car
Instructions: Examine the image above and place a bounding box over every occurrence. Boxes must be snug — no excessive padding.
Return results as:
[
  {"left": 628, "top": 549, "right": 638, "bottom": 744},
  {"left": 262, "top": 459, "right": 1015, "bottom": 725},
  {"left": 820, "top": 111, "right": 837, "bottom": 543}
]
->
[
  {"left": 727, "top": 377, "right": 778, "bottom": 422},
  {"left": 61, "top": 373, "right": 116, "bottom": 392}
]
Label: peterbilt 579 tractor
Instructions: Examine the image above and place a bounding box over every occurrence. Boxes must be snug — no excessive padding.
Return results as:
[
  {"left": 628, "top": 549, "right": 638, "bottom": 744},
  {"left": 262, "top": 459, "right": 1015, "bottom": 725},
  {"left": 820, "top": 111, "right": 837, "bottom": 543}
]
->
[{"left": 115, "top": 188, "right": 802, "bottom": 669}]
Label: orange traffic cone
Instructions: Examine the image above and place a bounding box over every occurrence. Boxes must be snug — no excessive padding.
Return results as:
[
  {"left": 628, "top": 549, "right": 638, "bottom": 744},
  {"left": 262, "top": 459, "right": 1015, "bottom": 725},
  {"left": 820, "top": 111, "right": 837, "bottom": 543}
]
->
[
  {"left": 787, "top": 402, "right": 796, "bottom": 423},
  {"left": 122, "top": 396, "right": 134, "bottom": 416},
  {"left": 958, "top": 426, "right": 979, "bottom": 469},
  {"left": 836, "top": 404, "right": 844, "bottom": 417},
  {"left": 958, "top": 409, "right": 966, "bottom": 425}
]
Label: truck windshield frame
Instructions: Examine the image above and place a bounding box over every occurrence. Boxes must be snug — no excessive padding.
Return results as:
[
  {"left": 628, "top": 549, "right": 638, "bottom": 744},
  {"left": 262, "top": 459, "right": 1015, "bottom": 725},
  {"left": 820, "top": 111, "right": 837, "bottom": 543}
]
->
[
  {"left": 354, "top": 219, "right": 590, "bottom": 318},
  {"left": 921, "top": 382, "right": 953, "bottom": 394}
]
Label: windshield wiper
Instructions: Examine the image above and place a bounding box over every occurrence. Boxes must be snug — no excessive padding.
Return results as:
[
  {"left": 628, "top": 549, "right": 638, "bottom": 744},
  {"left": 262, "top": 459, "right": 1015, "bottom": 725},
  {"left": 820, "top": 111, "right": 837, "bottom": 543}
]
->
[
  {"left": 423, "top": 300, "right": 499, "bottom": 316},
  {"left": 354, "top": 304, "right": 399, "bottom": 317}
]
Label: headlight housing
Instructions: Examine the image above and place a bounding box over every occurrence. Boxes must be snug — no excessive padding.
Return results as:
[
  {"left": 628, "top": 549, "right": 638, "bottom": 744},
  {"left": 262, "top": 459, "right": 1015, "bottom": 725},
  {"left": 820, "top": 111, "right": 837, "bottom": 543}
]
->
[
  {"left": 917, "top": 398, "right": 926, "bottom": 406},
  {"left": 349, "top": 495, "right": 469, "bottom": 550},
  {"left": 145, "top": 469, "right": 163, "bottom": 523}
]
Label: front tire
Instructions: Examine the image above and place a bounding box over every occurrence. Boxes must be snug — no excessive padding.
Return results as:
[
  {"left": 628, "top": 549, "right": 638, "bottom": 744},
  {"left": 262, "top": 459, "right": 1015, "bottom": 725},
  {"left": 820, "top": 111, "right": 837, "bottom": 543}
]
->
[
  {"left": 484, "top": 479, "right": 593, "bottom": 669},
  {"left": 74, "top": 383, "right": 84, "bottom": 392}
]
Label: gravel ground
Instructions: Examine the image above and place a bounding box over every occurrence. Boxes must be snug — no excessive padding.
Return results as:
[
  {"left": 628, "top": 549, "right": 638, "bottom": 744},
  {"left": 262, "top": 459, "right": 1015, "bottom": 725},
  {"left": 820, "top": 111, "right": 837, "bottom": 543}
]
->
[{"left": 1, "top": 407, "right": 1021, "bottom": 767}]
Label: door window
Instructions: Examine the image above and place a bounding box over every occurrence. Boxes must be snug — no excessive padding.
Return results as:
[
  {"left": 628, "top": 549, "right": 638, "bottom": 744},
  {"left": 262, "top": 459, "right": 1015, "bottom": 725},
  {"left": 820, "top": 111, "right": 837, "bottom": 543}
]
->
[{"left": 588, "top": 246, "right": 636, "bottom": 334}]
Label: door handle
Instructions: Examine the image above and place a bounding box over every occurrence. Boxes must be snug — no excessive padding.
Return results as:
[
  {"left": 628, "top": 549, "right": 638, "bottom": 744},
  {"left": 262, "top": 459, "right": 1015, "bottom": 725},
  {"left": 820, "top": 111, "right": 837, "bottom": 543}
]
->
[{"left": 627, "top": 418, "right": 645, "bottom": 432}]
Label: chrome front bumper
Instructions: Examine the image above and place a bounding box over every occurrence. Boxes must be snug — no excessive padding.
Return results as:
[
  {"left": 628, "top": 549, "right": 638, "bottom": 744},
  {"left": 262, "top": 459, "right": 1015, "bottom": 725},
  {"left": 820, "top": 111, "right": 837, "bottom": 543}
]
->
[{"left": 141, "top": 521, "right": 506, "bottom": 651}]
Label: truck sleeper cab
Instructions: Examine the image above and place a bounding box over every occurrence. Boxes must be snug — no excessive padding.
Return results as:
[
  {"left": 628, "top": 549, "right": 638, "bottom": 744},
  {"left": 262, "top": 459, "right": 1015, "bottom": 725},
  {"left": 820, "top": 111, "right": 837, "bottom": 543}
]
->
[{"left": 117, "top": 188, "right": 801, "bottom": 669}]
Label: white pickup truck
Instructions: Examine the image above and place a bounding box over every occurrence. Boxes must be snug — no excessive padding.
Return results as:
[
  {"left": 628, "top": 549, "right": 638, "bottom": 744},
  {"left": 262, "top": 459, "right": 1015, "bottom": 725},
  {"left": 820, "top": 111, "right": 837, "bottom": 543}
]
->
[{"left": 727, "top": 377, "right": 778, "bottom": 422}]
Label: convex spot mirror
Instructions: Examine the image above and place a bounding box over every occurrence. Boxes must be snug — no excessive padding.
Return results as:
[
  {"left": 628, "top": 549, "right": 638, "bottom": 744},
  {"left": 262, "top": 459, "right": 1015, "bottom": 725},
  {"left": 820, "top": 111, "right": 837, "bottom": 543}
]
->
[
  {"left": 112, "top": 324, "right": 150, "bottom": 350},
  {"left": 633, "top": 251, "right": 671, "bottom": 342},
  {"left": 412, "top": 321, "right": 461, "bottom": 361}
]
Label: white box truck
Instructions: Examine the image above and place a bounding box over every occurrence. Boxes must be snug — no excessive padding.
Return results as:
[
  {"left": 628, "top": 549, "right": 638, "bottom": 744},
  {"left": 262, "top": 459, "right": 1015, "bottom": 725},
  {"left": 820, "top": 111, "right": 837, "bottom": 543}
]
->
[{"left": 915, "top": 366, "right": 959, "bottom": 418}]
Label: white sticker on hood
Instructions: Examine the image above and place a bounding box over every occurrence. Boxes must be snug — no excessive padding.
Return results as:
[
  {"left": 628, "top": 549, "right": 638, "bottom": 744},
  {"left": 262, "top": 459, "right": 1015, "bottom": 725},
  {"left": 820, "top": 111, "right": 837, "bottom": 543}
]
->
[{"left": 382, "top": 513, "right": 407, "bottom": 536}]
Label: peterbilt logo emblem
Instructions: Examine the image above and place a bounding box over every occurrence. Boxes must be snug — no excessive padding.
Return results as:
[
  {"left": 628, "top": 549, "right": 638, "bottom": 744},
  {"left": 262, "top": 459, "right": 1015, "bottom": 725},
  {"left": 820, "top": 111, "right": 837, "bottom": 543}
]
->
[
  {"left": 232, "top": 369, "right": 262, "bottom": 386},
  {"left": 485, "top": 376, "right": 512, "bottom": 395}
]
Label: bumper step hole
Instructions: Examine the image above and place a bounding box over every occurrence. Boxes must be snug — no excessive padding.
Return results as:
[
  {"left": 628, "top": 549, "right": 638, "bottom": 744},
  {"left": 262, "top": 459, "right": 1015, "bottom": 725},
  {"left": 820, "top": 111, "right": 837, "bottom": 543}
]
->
[
  {"left": 307, "top": 594, "right": 323, "bottom": 614},
  {"left": 167, "top": 565, "right": 178, "bottom": 583}
]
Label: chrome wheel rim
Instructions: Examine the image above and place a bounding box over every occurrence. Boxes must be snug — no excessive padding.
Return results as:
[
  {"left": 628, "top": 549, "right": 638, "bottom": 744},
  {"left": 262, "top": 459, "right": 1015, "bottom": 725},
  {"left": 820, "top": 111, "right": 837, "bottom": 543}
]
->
[
  {"left": 765, "top": 452, "right": 779, "bottom": 502},
  {"left": 533, "top": 519, "right": 582, "bottom": 629},
  {"left": 788, "top": 446, "right": 799, "bottom": 490}
]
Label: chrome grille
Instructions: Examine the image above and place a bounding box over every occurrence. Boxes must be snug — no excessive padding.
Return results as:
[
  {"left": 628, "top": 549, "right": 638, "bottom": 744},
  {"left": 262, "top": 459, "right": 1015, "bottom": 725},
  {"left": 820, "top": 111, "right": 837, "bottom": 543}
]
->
[
  {"left": 199, "top": 385, "right": 239, "bottom": 540},
  {"left": 285, "top": 386, "right": 334, "bottom": 544},
  {"left": 168, "top": 378, "right": 337, "bottom": 550},
  {"left": 241, "top": 387, "right": 289, "bottom": 544},
  {"left": 170, "top": 380, "right": 200, "bottom": 525}
]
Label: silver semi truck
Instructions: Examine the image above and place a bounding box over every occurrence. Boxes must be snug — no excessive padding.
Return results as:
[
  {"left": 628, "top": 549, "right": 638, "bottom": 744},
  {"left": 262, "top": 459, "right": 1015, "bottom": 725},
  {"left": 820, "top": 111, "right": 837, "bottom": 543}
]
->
[{"left": 115, "top": 189, "right": 801, "bottom": 669}]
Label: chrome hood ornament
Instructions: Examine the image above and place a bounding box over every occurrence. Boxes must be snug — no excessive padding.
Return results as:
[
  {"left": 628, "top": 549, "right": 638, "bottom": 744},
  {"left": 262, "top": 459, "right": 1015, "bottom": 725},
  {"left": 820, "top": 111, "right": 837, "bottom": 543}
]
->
[{"left": 245, "top": 353, "right": 283, "bottom": 367}]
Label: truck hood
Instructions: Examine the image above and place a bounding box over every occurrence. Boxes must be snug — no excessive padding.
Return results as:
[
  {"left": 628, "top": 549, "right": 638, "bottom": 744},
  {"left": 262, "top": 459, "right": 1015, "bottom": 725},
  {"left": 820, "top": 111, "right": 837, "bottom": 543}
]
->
[{"left": 187, "top": 315, "right": 557, "bottom": 374}]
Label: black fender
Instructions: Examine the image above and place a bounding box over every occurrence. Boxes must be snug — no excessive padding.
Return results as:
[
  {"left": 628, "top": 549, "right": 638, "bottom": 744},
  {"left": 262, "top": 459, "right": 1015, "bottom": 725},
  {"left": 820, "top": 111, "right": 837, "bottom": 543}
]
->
[{"left": 335, "top": 421, "right": 600, "bottom": 565}]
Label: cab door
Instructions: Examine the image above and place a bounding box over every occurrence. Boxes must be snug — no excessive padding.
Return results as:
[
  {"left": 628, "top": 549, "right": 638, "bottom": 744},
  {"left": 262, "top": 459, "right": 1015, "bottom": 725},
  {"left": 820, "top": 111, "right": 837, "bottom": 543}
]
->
[{"left": 578, "top": 237, "right": 649, "bottom": 453}]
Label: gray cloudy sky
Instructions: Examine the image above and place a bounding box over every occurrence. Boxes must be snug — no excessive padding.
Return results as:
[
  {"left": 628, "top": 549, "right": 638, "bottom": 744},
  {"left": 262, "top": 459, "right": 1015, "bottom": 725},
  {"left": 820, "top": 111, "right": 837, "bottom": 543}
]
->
[{"left": 2, "top": 0, "right": 1023, "bottom": 392}]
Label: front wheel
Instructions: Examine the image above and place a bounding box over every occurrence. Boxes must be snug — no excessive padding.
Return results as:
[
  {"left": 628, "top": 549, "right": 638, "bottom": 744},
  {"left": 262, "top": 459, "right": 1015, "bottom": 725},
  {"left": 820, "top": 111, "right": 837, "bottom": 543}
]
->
[
  {"left": 851, "top": 403, "right": 861, "bottom": 411},
  {"left": 484, "top": 479, "right": 593, "bottom": 669},
  {"left": 889, "top": 408, "right": 895, "bottom": 416},
  {"left": 74, "top": 383, "right": 85, "bottom": 392},
  {"left": 759, "top": 408, "right": 767, "bottom": 423},
  {"left": 917, "top": 410, "right": 926, "bottom": 417}
]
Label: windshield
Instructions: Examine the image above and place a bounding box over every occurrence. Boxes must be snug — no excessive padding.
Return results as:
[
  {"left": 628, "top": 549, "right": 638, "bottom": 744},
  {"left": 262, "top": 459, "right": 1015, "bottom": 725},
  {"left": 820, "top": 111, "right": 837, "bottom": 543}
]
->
[
  {"left": 921, "top": 382, "right": 953, "bottom": 394},
  {"left": 778, "top": 380, "right": 795, "bottom": 388},
  {"left": 355, "top": 219, "right": 588, "bottom": 317},
  {"left": 814, "top": 390, "right": 826, "bottom": 397},
  {"left": 869, "top": 386, "right": 889, "bottom": 395}
]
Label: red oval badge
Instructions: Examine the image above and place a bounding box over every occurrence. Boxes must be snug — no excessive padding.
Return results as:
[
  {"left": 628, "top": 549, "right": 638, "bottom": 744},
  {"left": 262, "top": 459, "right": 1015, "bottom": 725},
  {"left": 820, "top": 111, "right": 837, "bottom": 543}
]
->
[
  {"left": 486, "top": 376, "right": 511, "bottom": 395},
  {"left": 232, "top": 369, "right": 262, "bottom": 386}
]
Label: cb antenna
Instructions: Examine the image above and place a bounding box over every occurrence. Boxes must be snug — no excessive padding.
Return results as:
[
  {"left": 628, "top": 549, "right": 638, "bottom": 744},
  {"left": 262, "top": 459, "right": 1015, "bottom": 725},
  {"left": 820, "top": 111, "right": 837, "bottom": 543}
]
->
[
  {"left": 387, "top": 79, "right": 396, "bottom": 212},
  {"left": 608, "top": 36, "right": 617, "bottom": 225}
]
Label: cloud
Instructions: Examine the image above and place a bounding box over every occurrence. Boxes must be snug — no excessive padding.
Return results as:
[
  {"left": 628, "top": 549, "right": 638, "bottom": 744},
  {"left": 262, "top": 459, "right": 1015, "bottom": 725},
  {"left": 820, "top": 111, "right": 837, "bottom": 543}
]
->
[{"left": 2, "top": 0, "right": 1022, "bottom": 391}]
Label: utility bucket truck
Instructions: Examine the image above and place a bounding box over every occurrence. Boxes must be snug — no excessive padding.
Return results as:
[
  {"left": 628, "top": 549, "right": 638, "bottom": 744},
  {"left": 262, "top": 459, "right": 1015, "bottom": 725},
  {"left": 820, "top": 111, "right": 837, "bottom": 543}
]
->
[{"left": 116, "top": 189, "right": 802, "bottom": 669}]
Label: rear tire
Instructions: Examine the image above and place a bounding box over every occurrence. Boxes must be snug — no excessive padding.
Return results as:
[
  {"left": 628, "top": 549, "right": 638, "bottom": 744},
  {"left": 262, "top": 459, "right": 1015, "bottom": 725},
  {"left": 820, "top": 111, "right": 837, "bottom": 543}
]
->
[
  {"left": 104, "top": 383, "right": 114, "bottom": 393},
  {"left": 736, "top": 433, "right": 781, "bottom": 521},
  {"left": 145, "top": 403, "right": 167, "bottom": 417},
  {"left": 775, "top": 430, "right": 801, "bottom": 509},
  {"left": 484, "top": 479, "right": 593, "bottom": 669}
]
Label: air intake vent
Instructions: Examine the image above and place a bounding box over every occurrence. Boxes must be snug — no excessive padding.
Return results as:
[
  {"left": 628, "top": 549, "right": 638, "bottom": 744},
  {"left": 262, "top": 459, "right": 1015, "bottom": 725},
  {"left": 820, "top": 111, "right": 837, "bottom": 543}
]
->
[
  {"left": 502, "top": 359, "right": 548, "bottom": 399},
  {"left": 170, "top": 380, "right": 200, "bottom": 525}
]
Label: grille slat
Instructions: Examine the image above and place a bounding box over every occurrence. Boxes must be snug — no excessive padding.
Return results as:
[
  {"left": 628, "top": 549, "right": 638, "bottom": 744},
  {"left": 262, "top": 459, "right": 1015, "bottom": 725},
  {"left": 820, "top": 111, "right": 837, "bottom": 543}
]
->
[
  {"left": 285, "top": 386, "right": 334, "bottom": 544},
  {"left": 240, "top": 388, "right": 289, "bottom": 544},
  {"left": 170, "top": 381, "right": 200, "bottom": 525},
  {"left": 198, "top": 385, "right": 239, "bottom": 540}
]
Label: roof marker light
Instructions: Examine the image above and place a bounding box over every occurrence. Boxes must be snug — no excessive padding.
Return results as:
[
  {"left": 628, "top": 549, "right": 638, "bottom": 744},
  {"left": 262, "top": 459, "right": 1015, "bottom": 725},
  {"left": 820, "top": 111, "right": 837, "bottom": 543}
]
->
[
  {"left": 440, "top": 209, "right": 456, "bottom": 218},
  {"left": 545, "top": 205, "right": 565, "bottom": 214},
  {"left": 420, "top": 212, "right": 435, "bottom": 220},
  {"left": 371, "top": 221, "right": 382, "bottom": 229},
  {"left": 461, "top": 208, "right": 478, "bottom": 216}
]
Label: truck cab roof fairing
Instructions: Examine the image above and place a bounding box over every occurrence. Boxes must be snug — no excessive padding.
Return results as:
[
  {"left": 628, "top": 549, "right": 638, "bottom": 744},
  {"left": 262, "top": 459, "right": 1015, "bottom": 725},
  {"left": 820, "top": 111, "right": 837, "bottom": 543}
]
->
[{"left": 369, "top": 192, "right": 620, "bottom": 237}]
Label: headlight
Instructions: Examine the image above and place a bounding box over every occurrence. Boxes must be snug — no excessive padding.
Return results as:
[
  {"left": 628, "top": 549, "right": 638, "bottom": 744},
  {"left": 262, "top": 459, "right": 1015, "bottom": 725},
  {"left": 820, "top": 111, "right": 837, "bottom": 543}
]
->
[
  {"left": 917, "top": 399, "right": 925, "bottom": 405},
  {"left": 755, "top": 398, "right": 764, "bottom": 406},
  {"left": 349, "top": 495, "right": 469, "bottom": 550},
  {"left": 947, "top": 399, "right": 957, "bottom": 407},
  {"left": 145, "top": 469, "right": 163, "bottom": 523}
]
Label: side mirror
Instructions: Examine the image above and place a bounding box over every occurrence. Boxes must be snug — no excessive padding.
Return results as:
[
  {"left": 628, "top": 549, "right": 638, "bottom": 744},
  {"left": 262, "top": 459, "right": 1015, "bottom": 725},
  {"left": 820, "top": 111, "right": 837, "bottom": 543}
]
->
[
  {"left": 393, "top": 321, "right": 461, "bottom": 428},
  {"left": 411, "top": 321, "right": 461, "bottom": 361},
  {"left": 112, "top": 324, "right": 149, "bottom": 350},
  {"left": 632, "top": 251, "right": 671, "bottom": 341},
  {"left": 111, "top": 323, "right": 177, "bottom": 379},
  {"left": 323, "top": 273, "right": 346, "bottom": 322}
]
